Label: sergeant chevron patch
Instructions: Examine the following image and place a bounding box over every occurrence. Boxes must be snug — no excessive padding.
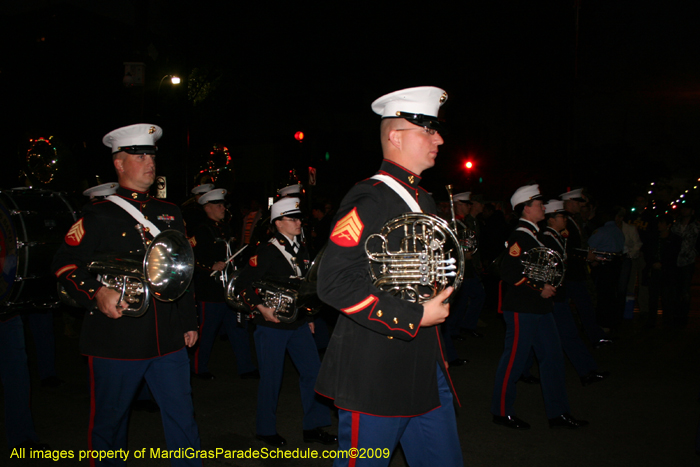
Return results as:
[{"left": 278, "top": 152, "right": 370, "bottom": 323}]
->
[
  {"left": 249, "top": 255, "right": 258, "bottom": 267},
  {"left": 509, "top": 242, "right": 521, "bottom": 257},
  {"left": 65, "top": 219, "right": 85, "bottom": 246},
  {"left": 330, "top": 207, "right": 364, "bottom": 247}
]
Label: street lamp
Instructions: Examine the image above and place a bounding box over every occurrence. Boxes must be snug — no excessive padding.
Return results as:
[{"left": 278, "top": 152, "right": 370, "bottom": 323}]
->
[{"left": 156, "top": 74, "right": 181, "bottom": 117}]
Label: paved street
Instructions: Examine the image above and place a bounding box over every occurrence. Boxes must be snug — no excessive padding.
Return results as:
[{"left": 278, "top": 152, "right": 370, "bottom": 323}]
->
[{"left": 4, "top": 272, "right": 700, "bottom": 467}]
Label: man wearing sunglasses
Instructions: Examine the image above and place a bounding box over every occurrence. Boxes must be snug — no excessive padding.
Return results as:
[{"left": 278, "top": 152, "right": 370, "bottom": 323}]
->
[{"left": 314, "top": 87, "right": 463, "bottom": 467}]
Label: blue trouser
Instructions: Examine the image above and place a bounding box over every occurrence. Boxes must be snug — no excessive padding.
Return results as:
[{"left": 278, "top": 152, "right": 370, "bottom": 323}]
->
[
  {"left": 23, "top": 310, "right": 57, "bottom": 380},
  {"left": 0, "top": 315, "right": 38, "bottom": 448},
  {"left": 334, "top": 364, "right": 463, "bottom": 467},
  {"left": 254, "top": 324, "right": 330, "bottom": 435},
  {"left": 524, "top": 302, "right": 598, "bottom": 378},
  {"left": 491, "top": 311, "right": 570, "bottom": 419},
  {"left": 87, "top": 348, "right": 201, "bottom": 467},
  {"left": 442, "top": 276, "right": 485, "bottom": 361},
  {"left": 192, "top": 301, "right": 256, "bottom": 375},
  {"left": 565, "top": 280, "right": 605, "bottom": 344}
]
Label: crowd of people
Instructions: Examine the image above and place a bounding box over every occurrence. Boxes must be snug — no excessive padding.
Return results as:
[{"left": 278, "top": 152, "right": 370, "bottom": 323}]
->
[{"left": 2, "top": 86, "right": 699, "bottom": 466}]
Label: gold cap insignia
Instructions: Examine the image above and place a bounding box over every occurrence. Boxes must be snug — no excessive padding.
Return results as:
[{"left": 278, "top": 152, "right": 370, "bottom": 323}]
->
[
  {"left": 149, "top": 126, "right": 156, "bottom": 134},
  {"left": 440, "top": 92, "right": 448, "bottom": 103},
  {"left": 295, "top": 202, "right": 299, "bottom": 208}
]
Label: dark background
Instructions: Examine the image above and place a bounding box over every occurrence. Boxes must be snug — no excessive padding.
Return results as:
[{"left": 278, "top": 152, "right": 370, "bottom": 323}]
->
[{"left": 2, "top": 1, "right": 700, "bottom": 211}]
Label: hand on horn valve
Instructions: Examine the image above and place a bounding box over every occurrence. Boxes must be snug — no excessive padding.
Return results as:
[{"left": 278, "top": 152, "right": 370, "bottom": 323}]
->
[
  {"left": 95, "top": 287, "right": 128, "bottom": 319},
  {"left": 420, "top": 286, "right": 454, "bottom": 327}
]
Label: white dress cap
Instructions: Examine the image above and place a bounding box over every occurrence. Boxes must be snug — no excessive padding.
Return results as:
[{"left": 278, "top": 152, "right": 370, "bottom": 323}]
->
[
  {"left": 453, "top": 192, "right": 471, "bottom": 202},
  {"left": 511, "top": 184, "right": 542, "bottom": 209},
  {"left": 559, "top": 188, "right": 586, "bottom": 202},
  {"left": 277, "top": 184, "right": 303, "bottom": 197},
  {"left": 371, "top": 86, "right": 447, "bottom": 128},
  {"left": 270, "top": 197, "right": 303, "bottom": 222},
  {"left": 102, "top": 124, "right": 163, "bottom": 154},
  {"left": 544, "top": 199, "right": 566, "bottom": 214},
  {"left": 83, "top": 182, "right": 119, "bottom": 198},
  {"left": 198, "top": 189, "right": 227, "bottom": 205},
  {"left": 192, "top": 183, "right": 215, "bottom": 195}
]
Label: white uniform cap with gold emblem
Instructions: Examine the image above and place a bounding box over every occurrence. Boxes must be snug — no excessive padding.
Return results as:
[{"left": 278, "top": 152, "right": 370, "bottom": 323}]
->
[
  {"left": 277, "top": 184, "right": 303, "bottom": 197},
  {"left": 371, "top": 86, "right": 447, "bottom": 130},
  {"left": 270, "top": 197, "right": 303, "bottom": 222},
  {"left": 102, "top": 124, "right": 163, "bottom": 155},
  {"left": 198, "top": 188, "right": 227, "bottom": 205},
  {"left": 511, "top": 184, "right": 542, "bottom": 209},
  {"left": 83, "top": 182, "right": 119, "bottom": 198},
  {"left": 453, "top": 191, "right": 471, "bottom": 202},
  {"left": 192, "top": 183, "right": 214, "bottom": 195},
  {"left": 559, "top": 188, "right": 586, "bottom": 202},
  {"left": 544, "top": 199, "right": 566, "bottom": 214}
]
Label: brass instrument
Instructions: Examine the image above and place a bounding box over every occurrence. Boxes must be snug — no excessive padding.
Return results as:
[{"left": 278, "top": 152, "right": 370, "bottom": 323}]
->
[
  {"left": 520, "top": 247, "right": 566, "bottom": 287},
  {"left": 225, "top": 244, "right": 326, "bottom": 323},
  {"left": 365, "top": 212, "right": 464, "bottom": 303},
  {"left": 59, "top": 229, "right": 195, "bottom": 317},
  {"left": 445, "top": 184, "right": 478, "bottom": 253},
  {"left": 575, "top": 248, "right": 622, "bottom": 263}
]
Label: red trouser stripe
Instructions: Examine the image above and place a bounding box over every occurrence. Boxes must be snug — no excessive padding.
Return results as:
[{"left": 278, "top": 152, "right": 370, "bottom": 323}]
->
[
  {"left": 499, "top": 313, "right": 520, "bottom": 416},
  {"left": 349, "top": 411, "right": 360, "bottom": 467}
]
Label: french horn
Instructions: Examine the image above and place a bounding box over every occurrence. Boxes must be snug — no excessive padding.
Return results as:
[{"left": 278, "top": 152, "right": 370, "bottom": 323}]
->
[
  {"left": 520, "top": 247, "right": 566, "bottom": 287},
  {"left": 58, "top": 229, "right": 195, "bottom": 317},
  {"left": 365, "top": 213, "right": 464, "bottom": 303}
]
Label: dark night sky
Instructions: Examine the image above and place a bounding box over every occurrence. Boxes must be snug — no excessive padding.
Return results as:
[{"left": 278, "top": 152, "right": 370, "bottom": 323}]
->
[{"left": 2, "top": 1, "right": 700, "bottom": 210}]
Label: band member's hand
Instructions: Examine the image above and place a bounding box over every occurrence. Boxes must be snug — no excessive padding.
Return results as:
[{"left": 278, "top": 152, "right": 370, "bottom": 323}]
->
[
  {"left": 420, "top": 286, "right": 454, "bottom": 327},
  {"left": 541, "top": 284, "right": 556, "bottom": 299},
  {"left": 211, "top": 261, "right": 226, "bottom": 272},
  {"left": 95, "top": 287, "right": 127, "bottom": 319},
  {"left": 184, "top": 330, "right": 198, "bottom": 347},
  {"left": 309, "top": 322, "right": 315, "bottom": 334},
  {"left": 257, "top": 305, "right": 280, "bottom": 323}
]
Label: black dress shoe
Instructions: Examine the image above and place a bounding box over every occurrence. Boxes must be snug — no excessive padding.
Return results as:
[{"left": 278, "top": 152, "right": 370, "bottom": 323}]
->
[
  {"left": 594, "top": 338, "right": 613, "bottom": 349},
  {"left": 461, "top": 328, "right": 484, "bottom": 338},
  {"left": 256, "top": 433, "right": 287, "bottom": 446},
  {"left": 492, "top": 415, "right": 530, "bottom": 430},
  {"left": 240, "top": 369, "right": 260, "bottom": 380},
  {"left": 192, "top": 372, "right": 215, "bottom": 380},
  {"left": 518, "top": 375, "right": 540, "bottom": 384},
  {"left": 548, "top": 413, "right": 589, "bottom": 429},
  {"left": 448, "top": 358, "right": 469, "bottom": 367},
  {"left": 303, "top": 428, "right": 338, "bottom": 445},
  {"left": 580, "top": 370, "right": 610, "bottom": 387}
]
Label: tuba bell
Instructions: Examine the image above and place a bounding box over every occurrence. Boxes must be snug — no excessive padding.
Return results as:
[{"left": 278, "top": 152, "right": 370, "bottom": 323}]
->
[
  {"left": 365, "top": 213, "right": 464, "bottom": 303},
  {"left": 58, "top": 229, "right": 195, "bottom": 317},
  {"left": 520, "top": 247, "right": 566, "bottom": 287}
]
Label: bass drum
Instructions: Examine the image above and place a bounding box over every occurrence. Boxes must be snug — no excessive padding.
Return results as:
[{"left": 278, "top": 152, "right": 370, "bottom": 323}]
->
[{"left": 0, "top": 188, "right": 77, "bottom": 310}]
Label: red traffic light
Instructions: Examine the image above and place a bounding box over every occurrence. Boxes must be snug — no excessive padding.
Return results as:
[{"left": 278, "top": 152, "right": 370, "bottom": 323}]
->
[
  {"left": 465, "top": 161, "right": 473, "bottom": 170},
  {"left": 294, "top": 131, "right": 304, "bottom": 142}
]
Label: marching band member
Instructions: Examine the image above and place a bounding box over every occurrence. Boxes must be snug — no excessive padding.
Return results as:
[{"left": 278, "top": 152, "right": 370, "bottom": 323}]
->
[
  {"left": 52, "top": 124, "right": 201, "bottom": 466},
  {"left": 314, "top": 87, "right": 462, "bottom": 467},
  {"left": 190, "top": 188, "right": 258, "bottom": 381},
  {"left": 235, "top": 197, "right": 336, "bottom": 447},
  {"left": 491, "top": 185, "right": 588, "bottom": 430},
  {"left": 541, "top": 200, "right": 609, "bottom": 386}
]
